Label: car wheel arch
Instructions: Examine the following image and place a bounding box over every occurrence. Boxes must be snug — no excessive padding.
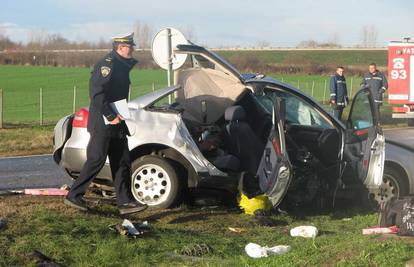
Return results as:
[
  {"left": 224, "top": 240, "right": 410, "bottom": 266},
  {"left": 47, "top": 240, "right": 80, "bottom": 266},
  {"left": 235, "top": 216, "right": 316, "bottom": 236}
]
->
[{"left": 129, "top": 143, "right": 199, "bottom": 188}]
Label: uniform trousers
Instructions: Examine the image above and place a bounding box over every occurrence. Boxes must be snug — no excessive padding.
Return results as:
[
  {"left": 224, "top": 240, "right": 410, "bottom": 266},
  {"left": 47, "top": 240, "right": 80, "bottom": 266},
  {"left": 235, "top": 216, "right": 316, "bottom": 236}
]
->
[{"left": 67, "top": 132, "right": 133, "bottom": 206}]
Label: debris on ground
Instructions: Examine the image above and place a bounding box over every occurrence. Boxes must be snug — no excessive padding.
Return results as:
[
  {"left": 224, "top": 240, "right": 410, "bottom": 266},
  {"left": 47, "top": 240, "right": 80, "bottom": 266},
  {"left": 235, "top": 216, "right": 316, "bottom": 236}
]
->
[
  {"left": 30, "top": 250, "right": 63, "bottom": 267},
  {"left": 239, "top": 194, "right": 271, "bottom": 215},
  {"left": 290, "top": 226, "right": 319, "bottom": 238},
  {"left": 23, "top": 188, "right": 68, "bottom": 196},
  {"left": 0, "top": 190, "right": 22, "bottom": 196},
  {"left": 228, "top": 227, "right": 246, "bottom": 233},
  {"left": 178, "top": 243, "right": 213, "bottom": 257},
  {"left": 108, "top": 219, "right": 150, "bottom": 238},
  {"left": 0, "top": 218, "right": 7, "bottom": 231},
  {"left": 60, "top": 184, "right": 70, "bottom": 190},
  {"left": 245, "top": 243, "right": 290, "bottom": 258},
  {"left": 362, "top": 226, "right": 399, "bottom": 235}
]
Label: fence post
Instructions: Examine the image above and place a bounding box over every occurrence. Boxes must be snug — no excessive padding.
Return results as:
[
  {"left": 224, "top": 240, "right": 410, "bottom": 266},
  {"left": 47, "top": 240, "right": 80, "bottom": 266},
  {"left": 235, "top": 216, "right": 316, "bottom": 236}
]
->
[
  {"left": 72, "top": 86, "right": 76, "bottom": 113},
  {"left": 297, "top": 80, "right": 300, "bottom": 89},
  {"left": 311, "top": 81, "right": 315, "bottom": 98},
  {"left": 39, "top": 87, "right": 43, "bottom": 126},
  {"left": 152, "top": 83, "right": 155, "bottom": 92},
  {"left": 323, "top": 80, "right": 327, "bottom": 104},
  {"left": 0, "top": 89, "right": 3, "bottom": 129},
  {"left": 350, "top": 77, "right": 354, "bottom": 99}
]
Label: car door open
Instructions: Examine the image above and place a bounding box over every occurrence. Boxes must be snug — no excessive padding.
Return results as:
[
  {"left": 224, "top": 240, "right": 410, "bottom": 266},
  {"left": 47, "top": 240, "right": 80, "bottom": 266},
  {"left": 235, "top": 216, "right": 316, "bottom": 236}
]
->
[
  {"left": 344, "top": 88, "right": 385, "bottom": 192},
  {"left": 256, "top": 97, "right": 293, "bottom": 207}
]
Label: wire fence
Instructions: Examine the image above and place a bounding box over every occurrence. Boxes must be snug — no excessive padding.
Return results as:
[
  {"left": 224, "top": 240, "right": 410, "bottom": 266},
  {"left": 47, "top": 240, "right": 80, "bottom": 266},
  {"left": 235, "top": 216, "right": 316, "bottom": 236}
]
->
[
  {"left": 0, "top": 76, "right": 362, "bottom": 128},
  {"left": 0, "top": 82, "right": 166, "bottom": 127}
]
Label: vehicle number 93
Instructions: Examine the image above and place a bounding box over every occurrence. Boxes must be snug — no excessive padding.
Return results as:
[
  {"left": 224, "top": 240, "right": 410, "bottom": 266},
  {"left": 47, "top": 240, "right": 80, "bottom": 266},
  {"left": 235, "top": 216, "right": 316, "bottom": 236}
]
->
[{"left": 391, "top": 58, "right": 407, "bottom": 80}]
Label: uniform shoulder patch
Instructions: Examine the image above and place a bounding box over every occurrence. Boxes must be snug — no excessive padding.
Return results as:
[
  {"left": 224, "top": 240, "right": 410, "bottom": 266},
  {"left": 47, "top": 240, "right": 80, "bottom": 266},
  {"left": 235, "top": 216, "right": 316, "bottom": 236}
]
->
[
  {"left": 105, "top": 57, "right": 112, "bottom": 62},
  {"left": 101, "top": 66, "right": 111, "bottom": 77}
]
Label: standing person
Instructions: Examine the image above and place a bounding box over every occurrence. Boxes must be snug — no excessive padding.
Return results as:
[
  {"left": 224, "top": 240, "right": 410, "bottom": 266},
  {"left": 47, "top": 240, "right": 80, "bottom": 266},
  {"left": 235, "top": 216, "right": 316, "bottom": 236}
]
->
[
  {"left": 65, "top": 33, "right": 147, "bottom": 215},
  {"left": 361, "top": 63, "right": 388, "bottom": 116},
  {"left": 329, "top": 66, "right": 348, "bottom": 120}
]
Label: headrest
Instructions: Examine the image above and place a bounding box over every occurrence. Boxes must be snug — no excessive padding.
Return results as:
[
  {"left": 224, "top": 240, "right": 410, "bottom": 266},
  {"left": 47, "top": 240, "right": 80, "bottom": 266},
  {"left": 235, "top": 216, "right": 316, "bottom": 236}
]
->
[{"left": 225, "top": 105, "right": 246, "bottom": 121}]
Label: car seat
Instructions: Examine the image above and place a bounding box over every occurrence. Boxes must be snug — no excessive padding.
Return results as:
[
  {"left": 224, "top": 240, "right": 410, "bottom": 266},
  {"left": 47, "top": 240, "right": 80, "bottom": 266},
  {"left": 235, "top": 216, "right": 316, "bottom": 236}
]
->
[{"left": 223, "top": 105, "right": 264, "bottom": 174}]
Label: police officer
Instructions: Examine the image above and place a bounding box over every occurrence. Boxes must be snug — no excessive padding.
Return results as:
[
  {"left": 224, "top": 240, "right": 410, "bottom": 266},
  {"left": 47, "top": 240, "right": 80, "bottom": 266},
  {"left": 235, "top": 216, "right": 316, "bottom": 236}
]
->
[
  {"left": 65, "top": 33, "right": 147, "bottom": 215},
  {"left": 330, "top": 66, "right": 348, "bottom": 120},
  {"left": 361, "top": 63, "right": 388, "bottom": 115}
]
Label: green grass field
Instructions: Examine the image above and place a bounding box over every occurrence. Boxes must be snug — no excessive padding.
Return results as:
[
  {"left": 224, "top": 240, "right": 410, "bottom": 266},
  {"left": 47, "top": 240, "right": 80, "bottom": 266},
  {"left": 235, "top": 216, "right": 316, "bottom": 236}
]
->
[
  {"left": 1, "top": 195, "right": 413, "bottom": 266},
  {"left": 0, "top": 65, "right": 372, "bottom": 125},
  {"left": 218, "top": 49, "right": 387, "bottom": 66},
  {"left": 0, "top": 65, "right": 168, "bottom": 124}
]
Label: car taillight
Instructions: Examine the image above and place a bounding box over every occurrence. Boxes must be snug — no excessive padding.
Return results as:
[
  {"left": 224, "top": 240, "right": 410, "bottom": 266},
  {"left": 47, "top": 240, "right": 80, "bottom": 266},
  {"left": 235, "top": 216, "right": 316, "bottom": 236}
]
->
[{"left": 72, "top": 108, "right": 89, "bottom": 128}]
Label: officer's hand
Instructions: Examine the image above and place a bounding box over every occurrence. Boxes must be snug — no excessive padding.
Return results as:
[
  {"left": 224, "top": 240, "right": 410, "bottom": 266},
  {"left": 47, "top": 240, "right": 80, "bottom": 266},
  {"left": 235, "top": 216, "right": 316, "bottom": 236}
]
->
[
  {"left": 330, "top": 99, "right": 336, "bottom": 105},
  {"left": 109, "top": 116, "right": 122, "bottom": 125}
]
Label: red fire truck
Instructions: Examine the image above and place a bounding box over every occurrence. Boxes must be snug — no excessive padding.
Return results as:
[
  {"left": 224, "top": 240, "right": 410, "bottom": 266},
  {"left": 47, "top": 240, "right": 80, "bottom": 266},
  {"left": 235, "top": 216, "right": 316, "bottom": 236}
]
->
[{"left": 388, "top": 38, "right": 414, "bottom": 125}]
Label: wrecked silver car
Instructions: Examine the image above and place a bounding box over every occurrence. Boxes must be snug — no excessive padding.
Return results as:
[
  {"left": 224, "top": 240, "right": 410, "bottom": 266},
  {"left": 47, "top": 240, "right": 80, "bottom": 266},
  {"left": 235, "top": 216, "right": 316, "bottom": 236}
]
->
[{"left": 53, "top": 44, "right": 385, "bottom": 209}]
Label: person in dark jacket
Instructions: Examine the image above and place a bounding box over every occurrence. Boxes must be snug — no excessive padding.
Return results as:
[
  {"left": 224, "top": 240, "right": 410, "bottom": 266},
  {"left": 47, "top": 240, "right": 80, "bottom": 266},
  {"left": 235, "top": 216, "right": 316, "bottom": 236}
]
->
[
  {"left": 330, "top": 66, "right": 348, "bottom": 120},
  {"left": 361, "top": 63, "right": 388, "bottom": 115},
  {"left": 65, "top": 33, "right": 147, "bottom": 215}
]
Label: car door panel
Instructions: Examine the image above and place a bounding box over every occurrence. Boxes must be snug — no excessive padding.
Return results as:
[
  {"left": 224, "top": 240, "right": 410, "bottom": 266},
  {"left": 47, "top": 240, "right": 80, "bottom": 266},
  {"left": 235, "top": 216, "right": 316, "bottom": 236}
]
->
[
  {"left": 256, "top": 98, "right": 292, "bottom": 207},
  {"left": 344, "top": 88, "right": 385, "bottom": 190}
]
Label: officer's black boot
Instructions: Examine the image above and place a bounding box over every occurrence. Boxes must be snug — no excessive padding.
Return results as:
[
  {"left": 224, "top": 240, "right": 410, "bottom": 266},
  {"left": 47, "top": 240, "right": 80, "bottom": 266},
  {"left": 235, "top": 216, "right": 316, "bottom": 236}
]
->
[
  {"left": 64, "top": 196, "right": 88, "bottom": 211},
  {"left": 118, "top": 202, "right": 148, "bottom": 215}
]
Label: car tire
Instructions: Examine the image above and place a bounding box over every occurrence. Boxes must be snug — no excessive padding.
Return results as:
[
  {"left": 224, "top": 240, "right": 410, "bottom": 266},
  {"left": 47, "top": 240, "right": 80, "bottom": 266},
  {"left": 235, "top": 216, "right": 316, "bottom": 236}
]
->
[
  {"left": 374, "top": 165, "right": 409, "bottom": 203},
  {"left": 130, "top": 155, "right": 181, "bottom": 209}
]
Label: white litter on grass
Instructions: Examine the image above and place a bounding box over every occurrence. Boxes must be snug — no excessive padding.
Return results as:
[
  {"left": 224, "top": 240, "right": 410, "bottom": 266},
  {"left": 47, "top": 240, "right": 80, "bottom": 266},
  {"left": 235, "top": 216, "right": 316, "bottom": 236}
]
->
[
  {"left": 121, "top": 219, "right": 142, "bottom": 236},
  {"left": 290, "top": 226, "right": 318, "bottom": 238},
  {"left": 245, "top": 243, "right": 291, "bottom": 258}
]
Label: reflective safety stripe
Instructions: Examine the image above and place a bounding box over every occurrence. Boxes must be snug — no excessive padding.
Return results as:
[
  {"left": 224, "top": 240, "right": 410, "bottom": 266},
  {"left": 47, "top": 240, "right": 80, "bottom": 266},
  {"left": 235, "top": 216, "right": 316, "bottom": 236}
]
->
[
  {"left": 337, "top": 80, "right": 345, "bottom": 83},
  {"left": 330, "top": 93, "right": 336, "bottom": 96},
  {"left": 373, "top": 77, "right": 383, "bottom": 80},
  {"left": 374, "top": 100, "right": 383, "bottom": 103},
  {"left": 337, "top": 102, "right": 345, "bottom": 106}
]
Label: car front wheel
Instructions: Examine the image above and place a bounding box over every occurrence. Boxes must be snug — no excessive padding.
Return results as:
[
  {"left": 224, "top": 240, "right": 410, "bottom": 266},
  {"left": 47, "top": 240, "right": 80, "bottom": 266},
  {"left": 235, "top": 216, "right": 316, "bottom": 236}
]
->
[
  {"left": 373, "top": 166, "right": 409, "bottom": 203},
  {"left": 131, "top": 155, "right": 181, "bottom": 209}
]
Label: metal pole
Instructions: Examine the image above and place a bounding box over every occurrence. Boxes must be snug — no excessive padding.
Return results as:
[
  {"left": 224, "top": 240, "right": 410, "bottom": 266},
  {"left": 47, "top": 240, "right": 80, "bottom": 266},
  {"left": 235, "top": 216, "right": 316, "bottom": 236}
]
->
[
  {"left": 0, "top": 89, "right": 3, "bottom": 129},
  {"left": 128, "top": 86, "right": 131, "bottom": 101},
  {"left": 39, "top": 88, "right": 43, "bottom": 126},
  {"left": 297, "top": 80, "right": 300, "bottom": 89},
  {"left": 166, "top": 28, "right": 173, "bottom": 104},
  {"left": 72, "top": 86, "right": 76, "bottom": 113},
  {"left": 152, "top": 83, "right": 155, "bottom": 92},
  {"left": 311, "top": 81, "right": 315, "bottom": 98},
  {"left": 323, "top": 80, "right": 327, "bottom": 104},
  {"left": 350, "top": 77, "right": 354, "bottom": 99}
]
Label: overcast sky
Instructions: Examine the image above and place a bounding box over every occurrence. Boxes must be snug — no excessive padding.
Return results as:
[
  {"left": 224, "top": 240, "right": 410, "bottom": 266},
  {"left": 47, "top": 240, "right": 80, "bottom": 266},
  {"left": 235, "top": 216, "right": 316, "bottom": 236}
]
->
[{"left": 1, "top": 0, "right": 413, "bottom": 47}]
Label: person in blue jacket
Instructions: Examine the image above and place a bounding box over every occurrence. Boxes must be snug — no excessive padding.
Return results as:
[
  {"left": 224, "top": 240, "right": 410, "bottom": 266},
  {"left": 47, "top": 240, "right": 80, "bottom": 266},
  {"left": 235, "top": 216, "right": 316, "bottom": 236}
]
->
[{"left": 329, "top": 66, "right": 348, "bottom": 120}]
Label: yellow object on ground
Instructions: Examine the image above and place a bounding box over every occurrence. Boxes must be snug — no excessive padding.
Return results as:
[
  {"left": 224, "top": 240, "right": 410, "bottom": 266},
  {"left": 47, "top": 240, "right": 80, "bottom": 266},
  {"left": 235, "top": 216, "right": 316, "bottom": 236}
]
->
[{"left": 239, "top": 193, "right": 272, "bottom": 215}]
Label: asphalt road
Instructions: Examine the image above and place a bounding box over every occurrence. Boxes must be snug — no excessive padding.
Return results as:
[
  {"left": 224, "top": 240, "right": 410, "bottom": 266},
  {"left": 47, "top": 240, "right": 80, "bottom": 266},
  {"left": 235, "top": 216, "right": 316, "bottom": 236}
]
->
[
  {"left": 384, "top": 127, "right": 414, "bottom": 148},
  {"left": 0, "top": 127, "right": 413, "bottom": 191},
  {"left": 0, "top": 154, "right": 73, "bottom": 190}
]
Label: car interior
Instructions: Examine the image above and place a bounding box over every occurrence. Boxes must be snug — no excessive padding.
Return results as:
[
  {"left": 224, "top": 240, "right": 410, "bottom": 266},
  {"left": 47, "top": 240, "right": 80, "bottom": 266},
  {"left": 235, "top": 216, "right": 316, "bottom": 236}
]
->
[{"left": 151, "top": 53, "right": 345, "bottom": 205}]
